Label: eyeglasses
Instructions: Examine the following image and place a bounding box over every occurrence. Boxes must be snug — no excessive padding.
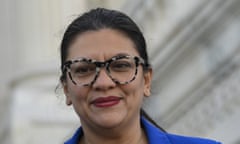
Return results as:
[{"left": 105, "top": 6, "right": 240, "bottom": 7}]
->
[{"left": 63, "top": 55, "right": 145, "bottom": 86}]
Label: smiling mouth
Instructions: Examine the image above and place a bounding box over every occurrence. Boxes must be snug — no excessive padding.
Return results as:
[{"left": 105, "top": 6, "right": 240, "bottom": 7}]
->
[{"left": 91, "top": 96, "right": 122, "bottom": 108}]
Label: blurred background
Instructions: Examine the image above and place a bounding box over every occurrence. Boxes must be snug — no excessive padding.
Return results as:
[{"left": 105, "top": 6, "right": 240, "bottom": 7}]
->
[{"left": 1, "top": 0, "right": 240, "bottom": 143}]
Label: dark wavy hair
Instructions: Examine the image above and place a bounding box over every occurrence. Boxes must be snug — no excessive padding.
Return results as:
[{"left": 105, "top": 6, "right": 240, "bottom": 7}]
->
[{"left": 60, "top": 8, "right": 165, "bottom": 132}]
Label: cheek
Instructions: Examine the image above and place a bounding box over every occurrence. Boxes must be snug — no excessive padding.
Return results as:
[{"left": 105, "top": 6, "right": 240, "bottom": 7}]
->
[
  {"left": 67, "top": 81, "right": 89, "bottom": 101},
  {"left": 122, "top": 73, "right": 145, "bottom": 98},
  {"left": 66, "top": 74, "right": 84, "bottom": 95}
]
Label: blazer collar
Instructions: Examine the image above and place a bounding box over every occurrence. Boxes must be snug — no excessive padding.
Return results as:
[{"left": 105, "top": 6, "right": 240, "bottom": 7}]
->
[{"left": 141, "top": 116, "right": 171, "bottom": 144}]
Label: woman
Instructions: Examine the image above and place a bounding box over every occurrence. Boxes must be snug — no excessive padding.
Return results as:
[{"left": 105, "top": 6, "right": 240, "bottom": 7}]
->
[{"left": 60, "top": 8, "right": 221, "bottom": 144}]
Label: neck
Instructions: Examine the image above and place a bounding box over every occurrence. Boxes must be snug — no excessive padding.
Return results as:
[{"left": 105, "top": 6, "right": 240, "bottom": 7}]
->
[
  {"left": 79, "top": 119, "right": 147, "bottom": 144},
  {"left": 81, "top": 129, "right": 146, "bottom": 144}
]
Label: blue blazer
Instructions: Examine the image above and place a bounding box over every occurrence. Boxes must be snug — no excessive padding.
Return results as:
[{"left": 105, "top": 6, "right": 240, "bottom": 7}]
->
[{"left": 65, "top": 117, "right": 221, "bottom": 144}]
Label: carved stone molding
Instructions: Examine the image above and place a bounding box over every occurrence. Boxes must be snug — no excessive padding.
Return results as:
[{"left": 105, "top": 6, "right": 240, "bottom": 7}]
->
[
  {"left": 167, "top": 59, "right": 240, "bottom": 136},
  {"left": 131, "top": 0, "right": 240, "bottom": 141}
]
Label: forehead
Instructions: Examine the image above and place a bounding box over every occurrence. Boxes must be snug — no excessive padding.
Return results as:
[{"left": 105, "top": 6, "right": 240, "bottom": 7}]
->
[{"left": 67, "top": 29, "right": 139, "bottom": 60}]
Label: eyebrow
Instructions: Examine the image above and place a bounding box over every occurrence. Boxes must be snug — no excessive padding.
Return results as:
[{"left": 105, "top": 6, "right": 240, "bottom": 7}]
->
[
  {"left": 112, "top": 53, "right": 131, "bottom": 57},
  {"left": 66, "top": 52, "right": 133, "bottom": 63}
]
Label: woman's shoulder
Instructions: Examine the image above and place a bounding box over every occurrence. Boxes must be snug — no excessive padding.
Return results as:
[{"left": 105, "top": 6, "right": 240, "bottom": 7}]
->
[
  {"left": 141, "top": 116, "right": 221, "bottom": 144},
  {"left": 165, "top": 133, "right": 221, "bottom": 144}
]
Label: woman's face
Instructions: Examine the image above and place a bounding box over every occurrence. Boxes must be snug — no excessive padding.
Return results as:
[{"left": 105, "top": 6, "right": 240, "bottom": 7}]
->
[{"left": 63, "top": 29, "right": 152, "bottom": 129}]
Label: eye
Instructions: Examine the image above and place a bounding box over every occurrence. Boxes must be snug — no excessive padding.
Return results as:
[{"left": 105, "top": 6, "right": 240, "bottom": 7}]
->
[
  {"left": 71, "top": 62, "right": 96, "bottom": 76},
  {"left": 110, "top": 60, "right": 134, "bottom": 72}
]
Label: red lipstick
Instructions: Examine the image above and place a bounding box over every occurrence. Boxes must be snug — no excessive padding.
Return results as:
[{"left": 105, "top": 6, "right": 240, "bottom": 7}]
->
[{"left": 91, "top": 96, "right": 122, "bottom": 107}]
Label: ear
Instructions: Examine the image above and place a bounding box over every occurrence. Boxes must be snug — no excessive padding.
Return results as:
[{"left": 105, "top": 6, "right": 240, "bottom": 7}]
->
[
  {"left": 143, "top": 68, "right": 152, "bottom": 97},
  {"left": 63, "top": 82, "right": 72, "bottom": 106}
]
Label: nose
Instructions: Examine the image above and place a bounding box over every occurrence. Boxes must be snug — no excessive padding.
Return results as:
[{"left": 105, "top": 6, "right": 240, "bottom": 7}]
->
[{"left": 92, "top": 68, "right": 116, "bottom": 90}]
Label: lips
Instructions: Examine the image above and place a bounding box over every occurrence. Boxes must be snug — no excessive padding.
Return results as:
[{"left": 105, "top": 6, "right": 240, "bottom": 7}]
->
[{"left": 91, "top": 96, "right": 122, "bottom": 108}]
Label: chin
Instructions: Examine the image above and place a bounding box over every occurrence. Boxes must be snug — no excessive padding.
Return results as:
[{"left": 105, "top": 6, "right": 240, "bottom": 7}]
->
[{"left": 93, "top": 112, "right": 126, "bottom": 129}]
